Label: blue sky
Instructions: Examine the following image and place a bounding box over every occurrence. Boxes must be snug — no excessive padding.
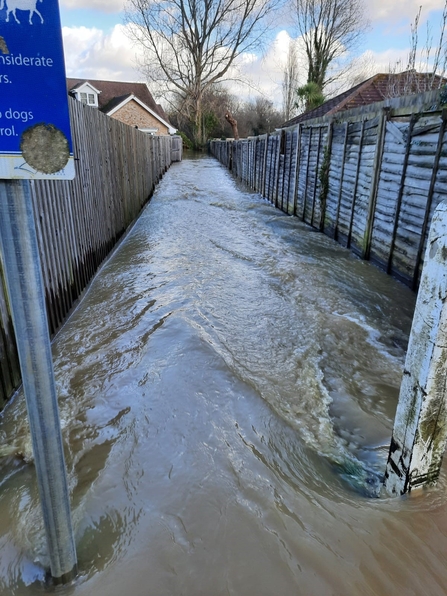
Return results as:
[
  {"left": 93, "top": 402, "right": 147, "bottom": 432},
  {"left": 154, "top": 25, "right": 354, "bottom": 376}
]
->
[{"left": 59, "top": 0, "right": 447, "bottom": 108}]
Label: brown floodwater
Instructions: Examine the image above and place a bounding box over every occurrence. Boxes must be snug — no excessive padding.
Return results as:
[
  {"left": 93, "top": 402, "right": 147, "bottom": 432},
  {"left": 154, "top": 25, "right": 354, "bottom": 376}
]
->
[{"left": 1, "top": 154, "right": 446, "bottom": 596}]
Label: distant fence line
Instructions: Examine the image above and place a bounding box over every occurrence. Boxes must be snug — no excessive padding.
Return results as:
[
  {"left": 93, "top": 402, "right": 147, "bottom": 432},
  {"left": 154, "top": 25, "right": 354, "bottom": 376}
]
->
[
  {"left": 209, "top": 88, "right": 447, "bottom": 291},
  {"left": 0, "top": 98, "right": 179, "bottom": 406}
]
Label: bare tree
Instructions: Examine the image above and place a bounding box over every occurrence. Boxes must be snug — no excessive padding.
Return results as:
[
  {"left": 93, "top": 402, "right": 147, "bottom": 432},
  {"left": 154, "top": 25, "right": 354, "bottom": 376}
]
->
[
  {"left": 387, "top": 3, "right": 447, "bottom": 98},
  {"left": 294, "top": 0, "right": 368, "bottom": 93},
  {"left": 235, "top": 97, "right": 283, "bottom": 136},
  {"left": 283, "top": 40, "right": 300, "bottom": 121},
  {"left": 170, "top": 84, "right": 238, "bottom": 144},
  {"left": 125, "top": 0, "right": 278, "bottom": 148}
]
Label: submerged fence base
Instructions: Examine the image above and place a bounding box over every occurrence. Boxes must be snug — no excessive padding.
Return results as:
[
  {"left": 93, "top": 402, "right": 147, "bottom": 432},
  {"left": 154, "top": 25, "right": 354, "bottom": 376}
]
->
[{"left": 384, "top": 201, "right": 447, "bottom": 495}]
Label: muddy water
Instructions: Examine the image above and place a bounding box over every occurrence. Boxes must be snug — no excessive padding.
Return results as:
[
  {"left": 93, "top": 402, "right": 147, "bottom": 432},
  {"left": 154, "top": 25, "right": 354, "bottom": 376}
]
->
[{"left": 1, "top": 154, "right": 446, "bottom": 595}]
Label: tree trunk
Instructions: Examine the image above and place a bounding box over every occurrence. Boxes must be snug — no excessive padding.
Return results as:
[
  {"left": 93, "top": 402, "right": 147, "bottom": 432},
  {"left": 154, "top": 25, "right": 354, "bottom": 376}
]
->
[
  {"left": 225, "top": 111, "right": 239, "bottom": 140},
  {"left": 194, "top": 93, "right": 204, "bottom": 149}
]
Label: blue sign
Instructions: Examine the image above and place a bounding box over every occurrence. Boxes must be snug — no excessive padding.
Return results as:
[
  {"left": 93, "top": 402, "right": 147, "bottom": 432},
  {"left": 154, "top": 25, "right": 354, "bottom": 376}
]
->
[{"left": 0, "top": 0, "right": 74, "bottom": 179}]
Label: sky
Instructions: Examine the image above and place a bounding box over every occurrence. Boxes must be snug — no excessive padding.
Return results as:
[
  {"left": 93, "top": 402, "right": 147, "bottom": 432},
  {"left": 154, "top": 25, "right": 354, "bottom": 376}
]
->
[{"left": 59, "top": 0, "right": 447, "bottom": 110}]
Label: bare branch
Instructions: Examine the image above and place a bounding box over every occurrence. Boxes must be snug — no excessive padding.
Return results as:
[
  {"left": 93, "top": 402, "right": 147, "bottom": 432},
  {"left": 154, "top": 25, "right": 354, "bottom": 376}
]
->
[
  {"left": 294, "top": 0, "right": 369, "bottom": 92},
  {"left": 125, "top": 0, "right": 281, "bottom": 147},
  {"left": 387, "top": 3, "right": 447, "bottom": 98}
]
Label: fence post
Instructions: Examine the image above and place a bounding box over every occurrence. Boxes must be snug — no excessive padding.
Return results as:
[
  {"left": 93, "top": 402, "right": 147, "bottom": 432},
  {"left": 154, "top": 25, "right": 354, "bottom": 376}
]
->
[
  {"left": 362, "top": 108, "right": 389, "bottom": 259},
  {"left": 347, "top": 120, "right": 365, "bottom": 247},
  {"left": 334, "top": 121, "right": 349, "bottom": 240},
  {"left": 384, "top": 200, "right": 447, "bottom": 495},
  {"left": 387, "top": 114, "right": 417, "bottom": 275},
  {"left": 302, "top": 127, "right": 313, "bottom": 222},
  {"left": 319, "top": 121, "right": 333, "bottom": 232},
  {"left": 293, "top": 124, "right": 302, "bottom": 217},
  {"left": 275, "top": 132, "right": 283, "bottom": 208},
  {"left": 412, "top": 109, "right": 447, "bottom": 289},
  {"left": 0, "top": 180, "right": 77, "bottom": 582}
]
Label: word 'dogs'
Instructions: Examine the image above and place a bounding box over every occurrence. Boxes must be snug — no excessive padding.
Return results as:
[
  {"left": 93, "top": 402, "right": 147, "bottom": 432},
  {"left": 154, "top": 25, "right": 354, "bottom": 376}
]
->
[{"left": 0, "top": 0, "right": 74, "bottom": 180}]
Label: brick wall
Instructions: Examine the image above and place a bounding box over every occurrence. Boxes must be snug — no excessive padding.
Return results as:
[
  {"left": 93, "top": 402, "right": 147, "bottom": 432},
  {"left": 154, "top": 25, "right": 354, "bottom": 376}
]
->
[{"left": 111, "top": 99, "right": 169, "bottom": 135}]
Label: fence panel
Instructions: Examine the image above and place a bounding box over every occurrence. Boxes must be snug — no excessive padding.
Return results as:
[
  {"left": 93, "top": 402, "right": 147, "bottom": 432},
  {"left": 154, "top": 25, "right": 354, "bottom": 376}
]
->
[
  {"left": 209, "top": 87, "right": 447, "bottom": 293},
  {"left": 325, "top": 122, "right": 347, "bottom": 237},
  {"left": 349, "top": 117, "right": 379, "bottom": 255},
  {"left": 390, "top": 116, "right": 443, "bottom": 284}
]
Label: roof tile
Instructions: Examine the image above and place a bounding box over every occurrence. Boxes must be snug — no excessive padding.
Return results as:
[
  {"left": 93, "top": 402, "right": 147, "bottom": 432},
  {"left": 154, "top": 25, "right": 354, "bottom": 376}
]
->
[
  {"left": 281, "top": 72, "right": 447, "bottom": 127},
  {"left": 67, "top": 78, "right": 172, "bottom": 126}
]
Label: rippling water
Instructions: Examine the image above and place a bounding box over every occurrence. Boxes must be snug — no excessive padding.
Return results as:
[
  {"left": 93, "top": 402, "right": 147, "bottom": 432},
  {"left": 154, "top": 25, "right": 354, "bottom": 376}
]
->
[{"left": 1, "top": 154, "right": 447, "bottom": 595}]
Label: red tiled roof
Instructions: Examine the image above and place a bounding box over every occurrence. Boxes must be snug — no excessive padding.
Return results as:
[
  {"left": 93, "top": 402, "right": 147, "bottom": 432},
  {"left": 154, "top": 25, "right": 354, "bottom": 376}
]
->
[
  {"left": 282, "top": 71, "right": 447, "bottom": 127},
  {"left": 282, "top": 80, "right": 366, "bottom": 127}
]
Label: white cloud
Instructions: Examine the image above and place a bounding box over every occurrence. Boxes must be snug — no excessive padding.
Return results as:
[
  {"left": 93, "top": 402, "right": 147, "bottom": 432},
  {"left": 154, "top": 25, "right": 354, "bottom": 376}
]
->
[
  {"left": 366, "top": 48, "right": 412, "bottom": 72},
  {"left": 61, "top": 17, "right": 445, "bottom": 114},
  {"left": 62, "top": 22, "right": 288, "bottom": 104},
  {"left": 60, "top": 0, "right": 125, "bottom": 13},
  {"left": 361, "top": 45, "right": 444, "bottom": 77},
  {"left": 367, "top": 0, "right": 445, "bottom": 23},
  {"left": 63, "top": 24, "right": 143, "bottom": 81},
  {"left": 59, "top": 0, "right": 444, "bottom": 22},
  {"left": 226, "top": 31, "right": 309, "bottom": 107}
]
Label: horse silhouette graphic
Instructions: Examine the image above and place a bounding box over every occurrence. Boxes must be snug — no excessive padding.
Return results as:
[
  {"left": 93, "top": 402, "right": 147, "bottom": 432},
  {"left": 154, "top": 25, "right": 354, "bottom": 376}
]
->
[{"left": 0, "top": 0, "right": 44, "bottom": 24}]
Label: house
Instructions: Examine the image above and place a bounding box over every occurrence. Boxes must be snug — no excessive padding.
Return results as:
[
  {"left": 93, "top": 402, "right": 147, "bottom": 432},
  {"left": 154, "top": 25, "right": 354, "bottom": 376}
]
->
[
  {"left": 282, "top": 71, "right": 447, "bottom": 128},
  {"left": 67, "top": 78, "right": 176, "bottom": 136}
]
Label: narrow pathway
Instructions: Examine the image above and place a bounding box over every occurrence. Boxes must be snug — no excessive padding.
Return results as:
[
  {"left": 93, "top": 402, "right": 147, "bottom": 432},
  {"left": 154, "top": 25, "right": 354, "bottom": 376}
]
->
[{"left": 2, "top": 156, "right": 445, "bottom": 596}]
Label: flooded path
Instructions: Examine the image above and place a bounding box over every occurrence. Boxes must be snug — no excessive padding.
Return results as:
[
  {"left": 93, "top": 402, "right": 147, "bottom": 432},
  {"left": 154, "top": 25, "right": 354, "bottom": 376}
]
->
[{"left": 1, "top": 155, "right": 447, "bottom": 595}]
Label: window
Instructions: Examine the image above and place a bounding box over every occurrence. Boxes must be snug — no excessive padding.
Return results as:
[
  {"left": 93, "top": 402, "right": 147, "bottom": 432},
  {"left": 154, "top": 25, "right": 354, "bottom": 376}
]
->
[{"left": 74, "top": 87, "right": 99, "bottom": 107}]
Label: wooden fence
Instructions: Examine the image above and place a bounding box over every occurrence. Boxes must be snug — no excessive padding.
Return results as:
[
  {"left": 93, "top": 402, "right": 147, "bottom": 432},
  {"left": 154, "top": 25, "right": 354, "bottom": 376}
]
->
[
  {"left": 0, "top": 98, "right": 177, "bottom": 407},
  {"left": 210, "top": 88, "right": 447, "bottom": 290}
]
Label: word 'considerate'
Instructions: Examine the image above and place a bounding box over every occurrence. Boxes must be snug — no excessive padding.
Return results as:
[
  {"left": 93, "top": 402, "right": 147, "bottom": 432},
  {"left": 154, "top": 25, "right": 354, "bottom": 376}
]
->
[{"left": 0, "top": 54, "right": 54, "bottom": 67}]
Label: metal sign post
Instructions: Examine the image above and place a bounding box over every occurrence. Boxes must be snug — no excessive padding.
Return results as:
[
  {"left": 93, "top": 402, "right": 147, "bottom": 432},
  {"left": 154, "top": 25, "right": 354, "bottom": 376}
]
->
[
  {"left": 0, "top": 181, "right": 77, "bottom": 582},
  {"left": 0, "top": 0, "right": 77, "bottom": 583}
]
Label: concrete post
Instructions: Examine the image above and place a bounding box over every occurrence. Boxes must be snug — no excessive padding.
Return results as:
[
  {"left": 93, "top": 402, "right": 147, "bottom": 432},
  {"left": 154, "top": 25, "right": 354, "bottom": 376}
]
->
[
  {"left": 384, "top": 201, "right": 447, "bottom": 495},
  {"left": 0, "top": 180, "right": 77, "bottom": 582}
]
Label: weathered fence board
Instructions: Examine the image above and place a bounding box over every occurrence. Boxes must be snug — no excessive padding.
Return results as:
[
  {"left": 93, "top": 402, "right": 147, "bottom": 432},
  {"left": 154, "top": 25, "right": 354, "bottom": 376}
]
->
[
  {"left": 0, "top": 97, "right": 176, "bottom": 406},
  {"left": 210, "top": 87, "right": 447, "bottom": 291}
]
